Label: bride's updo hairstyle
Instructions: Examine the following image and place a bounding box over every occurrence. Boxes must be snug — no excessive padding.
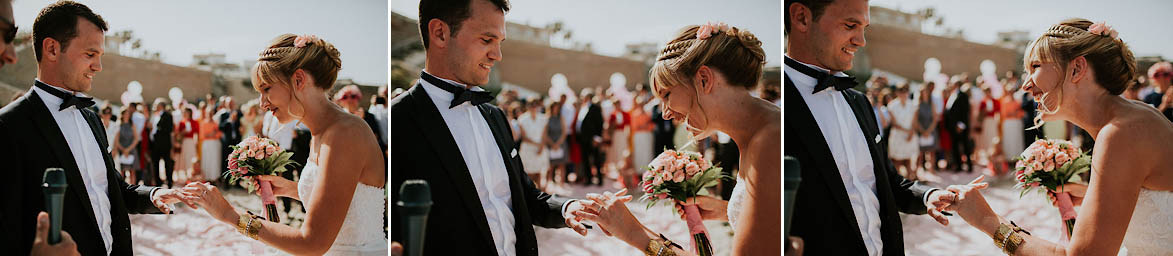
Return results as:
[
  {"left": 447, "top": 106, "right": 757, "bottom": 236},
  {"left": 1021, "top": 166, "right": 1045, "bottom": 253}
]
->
[
  {"left": 253, "top": 34, "right": 343, "bottom": 91},
  {"left": 1025, "top": 18, "right": 1137, "bottom": 127},
  {"left": 650, "top": 23, "right": 767, "bottom": 95}
]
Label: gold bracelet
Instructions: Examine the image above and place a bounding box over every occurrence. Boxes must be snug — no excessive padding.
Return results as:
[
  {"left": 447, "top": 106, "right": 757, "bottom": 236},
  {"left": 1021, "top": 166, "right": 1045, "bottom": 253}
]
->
[
  {"left": 993, "top": 223, "right": 1012, "bottom": 249},
  {"left": 246, "top": 213, "right": 262, "bottom": 240},
  {"left": 643, "top": 234, "right": 679, "bottom": 256},
  {"left": 236, "top": 214, "right": 250, "bottom": 236},
  {"left": 1002, "top": 231, "right": 1025, "bottom": 255}
]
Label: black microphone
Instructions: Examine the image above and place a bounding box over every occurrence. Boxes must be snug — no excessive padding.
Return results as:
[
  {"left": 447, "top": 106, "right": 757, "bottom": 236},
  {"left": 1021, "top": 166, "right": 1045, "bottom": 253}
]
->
[
  {"left": 42, "top": 168, "right": 67, "bottom": 245},
  {"left": 397, "top": 180, "right": 431, "bottom": 256}
]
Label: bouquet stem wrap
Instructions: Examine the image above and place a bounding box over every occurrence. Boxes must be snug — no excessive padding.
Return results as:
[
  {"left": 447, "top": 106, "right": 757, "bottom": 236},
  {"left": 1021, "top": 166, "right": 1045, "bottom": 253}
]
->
[
  {"left": 260, "top": 180, "right": 279, "bottom": 222},
  {"left": 1053, "top": 192, "right": 1077, "bottom": 243},
  {"left": 683, "top": 204, "right": 713, "bottom": 256}
]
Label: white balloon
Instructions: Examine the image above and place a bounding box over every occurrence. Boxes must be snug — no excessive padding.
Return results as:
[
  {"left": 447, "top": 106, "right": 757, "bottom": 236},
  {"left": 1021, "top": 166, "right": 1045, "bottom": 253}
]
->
[
  {"left": 980, "top": 60, "right": 997, "bottom": 76},
  {"left": 609, "top": 72, "right": 626, "bottom": 89},
  {"left": 127, "top": 81, "right": 143, "bottom": 95},
  {"left": 169, "top": 87, "right": 184, "bottom": 103},
  {"left": 924, "top": 58, "right": 942, "bottom": 78}
]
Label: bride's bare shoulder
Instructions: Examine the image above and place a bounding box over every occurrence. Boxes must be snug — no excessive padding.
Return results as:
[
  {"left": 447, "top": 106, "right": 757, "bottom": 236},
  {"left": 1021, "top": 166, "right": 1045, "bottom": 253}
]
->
[
  {"left": 320, "top": 113, "right": 379, "bottom": 150},
  {"left": 1096, "top": 109, "right": 1173, "bottom": 175}
]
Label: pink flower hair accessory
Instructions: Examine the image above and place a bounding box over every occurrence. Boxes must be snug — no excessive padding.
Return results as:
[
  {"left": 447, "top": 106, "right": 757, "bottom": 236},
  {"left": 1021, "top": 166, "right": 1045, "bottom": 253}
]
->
[
  {"left": 1087, "top": 22, "right": 1118, "bottom": 39},
  {"left": 696, "top": 22, "right": 731, "bottom": 40},
  {"left": 294, "top": 34, "right": 319, "bottom": 48}
]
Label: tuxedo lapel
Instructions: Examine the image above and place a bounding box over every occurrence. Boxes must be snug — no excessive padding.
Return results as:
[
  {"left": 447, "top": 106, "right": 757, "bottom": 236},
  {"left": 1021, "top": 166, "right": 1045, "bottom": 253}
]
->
[
  {"left": 407, "top": 84, "right": 496, "bottom": 245},
  {"left": 783, "top": 78, "right": 863, "bottom": 237},
  {"left": 23, "top": 92, "right": 101, "bottom": 231}
]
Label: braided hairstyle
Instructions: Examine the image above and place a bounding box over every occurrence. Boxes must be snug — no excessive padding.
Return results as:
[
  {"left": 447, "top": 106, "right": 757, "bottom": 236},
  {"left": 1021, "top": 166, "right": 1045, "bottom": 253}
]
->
[
  {"left": 649, "top": 24, "right": 766, "bottom": 97},
  {"left": 253, "top": 33, "right": 343, "bottom": 91},
  {"left": 1024, "top": 18, "right": 1137, "bottom": 128}
]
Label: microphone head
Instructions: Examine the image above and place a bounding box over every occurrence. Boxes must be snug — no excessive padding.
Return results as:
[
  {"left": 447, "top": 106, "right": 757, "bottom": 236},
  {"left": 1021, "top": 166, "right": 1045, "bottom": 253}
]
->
[
  {"left": 397, "top": 180, "right": 432, "bottom": 210},
  {"left": 42, "top": 168, "right": 67, "bottom": 192}
]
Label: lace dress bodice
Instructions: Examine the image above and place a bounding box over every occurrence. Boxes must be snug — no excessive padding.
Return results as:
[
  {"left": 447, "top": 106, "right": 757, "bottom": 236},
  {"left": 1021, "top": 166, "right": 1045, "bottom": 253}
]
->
[
  {"left": 1120, "top": 188, "right": 1173, "bottom": 255},
  {"left": 727, "top": 176, "right": 748, "bottom": 230},
  {"left": 295, "top": 162, "right": 387, "bottom": 255}
]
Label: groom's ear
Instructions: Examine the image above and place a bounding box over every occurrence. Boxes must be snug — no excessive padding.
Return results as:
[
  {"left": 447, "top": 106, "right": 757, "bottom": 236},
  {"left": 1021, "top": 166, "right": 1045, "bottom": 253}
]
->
[
  {"left": 788, "top": 2, "right": 813, "bottom": 33},
  {"left": 427, "top": 19, "right": 451, "bottom": 49}
]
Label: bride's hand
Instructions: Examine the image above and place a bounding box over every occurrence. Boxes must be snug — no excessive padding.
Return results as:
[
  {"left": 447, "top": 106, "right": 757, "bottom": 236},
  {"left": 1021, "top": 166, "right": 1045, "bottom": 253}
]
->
[
  {"left": 251, "top": 175, "right": 299, "bottom": 200},
  {"left": 181, "top": 182, "right": 238, "bottom": 224},
  {"left": 573, "top": 189, "right": 640, "bottom": 240},
  {"left": 1047, "top": 183, "right": 1087, "bottom": 207},
  {"left": 674, "top": 195, "right": 728, "bottom": 221},
  {"left": 945, "top": 176, "right": 998, "bottom": 232}
]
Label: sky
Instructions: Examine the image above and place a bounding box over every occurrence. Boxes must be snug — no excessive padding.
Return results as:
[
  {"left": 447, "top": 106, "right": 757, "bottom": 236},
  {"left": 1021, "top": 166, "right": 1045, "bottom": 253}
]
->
[
  {"left": 11, "top": 0, "right": 389, "bottom": 85},
  {"left": 390, "top": 0, "right": 783, "bottom": 67},
  {"left": 871, "top": 0, "right": 1173, "bottom": 60}
]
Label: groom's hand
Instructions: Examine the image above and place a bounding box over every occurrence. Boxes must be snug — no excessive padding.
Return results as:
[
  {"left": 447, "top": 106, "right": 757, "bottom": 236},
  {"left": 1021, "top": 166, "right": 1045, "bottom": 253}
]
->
[
  {"left": 925, "top": 189, "right": 958, "bottom": 226},
  {"left": 151, "top": 188, "right": 198, "bottom": 214},
  {"left": 31, "top": 212, "right": 79, "bottom": 256},
  {"left": 563, "top": 200, "right": 591, "bottom": 236}
]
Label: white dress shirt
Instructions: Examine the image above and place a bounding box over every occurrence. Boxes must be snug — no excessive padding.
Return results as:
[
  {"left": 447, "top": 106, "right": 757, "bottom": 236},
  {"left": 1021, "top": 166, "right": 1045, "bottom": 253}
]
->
[
  {"left": 420, "top": 71, "right": 518, "bottom": 256},
  {"left": 32, "top": 82, "right": 115, "bottom": 255},
  {"left": 262, "top": 112, "right": 296, "bottom": 150},
  {"left": 785, "top": 59, "right": 885, "bottom": 256}
]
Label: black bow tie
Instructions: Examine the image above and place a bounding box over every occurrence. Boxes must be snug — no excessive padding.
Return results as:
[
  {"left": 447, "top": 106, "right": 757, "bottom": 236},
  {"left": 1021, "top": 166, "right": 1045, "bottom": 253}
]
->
[
  {"left": 784, "top": 57, "right": 858, "bottom": 94},
  {"left": 35, "top": 81, "right": 94, "bottom": 111},
  {"left": 420, "top": 72, "right": 494, "bottom": 108}
]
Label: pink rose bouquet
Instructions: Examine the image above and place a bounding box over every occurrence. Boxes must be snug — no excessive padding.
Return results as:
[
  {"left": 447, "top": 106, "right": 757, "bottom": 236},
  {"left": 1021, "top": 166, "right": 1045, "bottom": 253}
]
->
[
  {"left": 224, "top": 136, "right": 298, "bottom": 222},
  {"left": 639, "top": 149, "right": 725, "bottom": 256},
  {"left": 1014, "top": 139, "right": 1090, "bottom": 241}
]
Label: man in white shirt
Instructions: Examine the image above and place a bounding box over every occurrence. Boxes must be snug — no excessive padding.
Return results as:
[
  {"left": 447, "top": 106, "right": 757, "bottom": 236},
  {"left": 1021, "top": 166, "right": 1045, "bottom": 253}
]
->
[
  {"left": 390, "top": 0, "right": 592, "bottom": 255},
  {"left": 783, "top": 0, "right": 962, "bottom": 255},
  {"left": 0, "top": 2, "right": 194, "bottom": 255}
]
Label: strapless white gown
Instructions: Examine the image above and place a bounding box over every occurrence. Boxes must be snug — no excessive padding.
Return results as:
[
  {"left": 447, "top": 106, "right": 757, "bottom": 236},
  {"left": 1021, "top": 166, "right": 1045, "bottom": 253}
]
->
[
  {"left": 1120, "top": 188, "right": 1173, "bottom": 255},
  {"left": 291, "top": 162, "right": 387, "bottom": 255},
  {"left": 727, "top": 177, "right": 748, "bottom": 230}
]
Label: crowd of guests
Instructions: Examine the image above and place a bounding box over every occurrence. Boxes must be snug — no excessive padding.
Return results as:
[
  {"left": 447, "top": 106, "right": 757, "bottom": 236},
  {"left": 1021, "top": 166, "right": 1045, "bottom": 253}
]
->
[
  {"left": 494, "top": 82, "right": 781, "bottom": 199},
  {"left": 871, "top": 61, "right": 1173, "bottom": 181}
]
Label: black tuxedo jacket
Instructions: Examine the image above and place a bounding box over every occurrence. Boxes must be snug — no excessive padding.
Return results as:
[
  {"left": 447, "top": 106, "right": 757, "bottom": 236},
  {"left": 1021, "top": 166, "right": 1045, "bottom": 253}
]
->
[
  {"left": 150, "top": 111, "right": 174, "bottom": 155},
  {"left": 945, "top": 89, "right": 971, "bottom": 136},
  {"left": 575, "top": 103, "right": 603, "bottom": 149},
  {"left": 390, "top": 82, "right": 569, "bottom": 256},
  {"left": 218, "top": 110, "right": 242, "bottom": 146},
  {"left": 784, "top": 77, "right": 932, "bottom": 255},
  {"left": 0, "top": 89, "right": 162, "bottom": 255}
]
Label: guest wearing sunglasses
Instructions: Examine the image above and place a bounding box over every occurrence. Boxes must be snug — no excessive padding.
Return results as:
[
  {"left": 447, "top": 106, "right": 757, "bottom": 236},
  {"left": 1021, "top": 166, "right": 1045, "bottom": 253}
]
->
[
  {"left": 0, "top": 0, "right": 19, "bottom": 70},
  {"left": 1143, "top": 62, "right": 1173, "bottom": 121},
  {"left": 334, "top": 84, "right": 385, "bottom": 153}
]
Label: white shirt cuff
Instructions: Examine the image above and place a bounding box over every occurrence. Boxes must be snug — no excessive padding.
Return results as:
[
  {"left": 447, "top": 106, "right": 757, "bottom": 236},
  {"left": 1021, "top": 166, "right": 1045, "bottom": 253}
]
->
[
  {"left": 560, "top": 199, "right": 577, "bottom": 219},
  {"left": 923, "top": 188, "right": 939, "bottom": 206}
]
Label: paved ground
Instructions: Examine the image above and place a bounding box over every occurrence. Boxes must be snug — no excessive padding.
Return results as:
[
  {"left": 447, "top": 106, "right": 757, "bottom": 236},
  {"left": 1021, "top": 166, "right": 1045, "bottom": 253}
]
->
[{"left": 130, "top": 185, "right": 306, "bottom": 255}]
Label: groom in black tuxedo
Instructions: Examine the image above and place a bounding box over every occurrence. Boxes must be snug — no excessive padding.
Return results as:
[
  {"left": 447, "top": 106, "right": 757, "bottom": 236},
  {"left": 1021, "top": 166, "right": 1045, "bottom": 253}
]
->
[
  {"left": 390, "top": 0, "right": 591, "bottom": 255},
  {"left": 0, "top": 2, "right": 191, "bottom": 255},
  {"left": 784, "top": 0, "right": 957, "bottom": 255}
]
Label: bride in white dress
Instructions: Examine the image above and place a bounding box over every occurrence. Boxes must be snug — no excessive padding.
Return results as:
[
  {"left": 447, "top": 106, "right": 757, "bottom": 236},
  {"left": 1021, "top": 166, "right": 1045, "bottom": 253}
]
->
[
  {"left": 568, "top": 23, "right": 781, "bottom": 255},
  {"left": 947, "top": 19, "right": 1173, "bottom": 255},
  {"left": 181, "top": 34, "right": 387, "bottom": 255}
]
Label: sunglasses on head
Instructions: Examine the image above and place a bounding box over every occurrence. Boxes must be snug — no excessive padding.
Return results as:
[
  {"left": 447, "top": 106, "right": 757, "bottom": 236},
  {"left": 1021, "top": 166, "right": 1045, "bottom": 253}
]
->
[{"left": 1, "top": 18, "right": 16, "bottom": 44}]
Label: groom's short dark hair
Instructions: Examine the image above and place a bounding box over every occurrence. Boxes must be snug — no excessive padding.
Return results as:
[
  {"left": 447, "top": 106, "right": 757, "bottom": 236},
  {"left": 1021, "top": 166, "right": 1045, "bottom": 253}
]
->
[
  {"left": 418, "top": 0, "right": 510, "bottom": 49},
  {"left": 784, "top": 0, "right": 836, "bottom": 34},
  {"left": 32, "top": 1, "right": 106, "bottom": 61}
]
